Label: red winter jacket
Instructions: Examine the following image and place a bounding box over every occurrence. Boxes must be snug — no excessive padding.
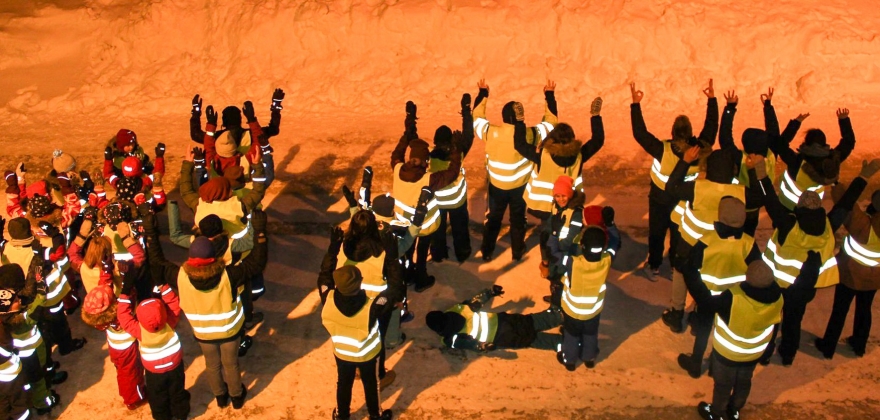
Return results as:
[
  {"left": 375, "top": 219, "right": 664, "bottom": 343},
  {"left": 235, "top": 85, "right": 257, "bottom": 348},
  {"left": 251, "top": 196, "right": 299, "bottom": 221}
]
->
[{"left": 117, "top": 285, "right": 183, "bottom": 373}]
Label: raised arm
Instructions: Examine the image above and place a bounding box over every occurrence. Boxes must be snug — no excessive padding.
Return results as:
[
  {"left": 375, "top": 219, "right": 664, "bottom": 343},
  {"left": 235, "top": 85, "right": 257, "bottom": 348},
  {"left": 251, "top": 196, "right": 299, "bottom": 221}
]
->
[
  {"left": 189, "top": 94, "right": 206, "bottom": 143},
  {"left": 317, "top": 226, "right": 343, "bottom": 304},
  {"left": 178, "top": 151, "right": 201, "bottom": 212},
  {"left": 697, "top": 79, "right": 719, "bottom": 146},
  {"left": 239, "top": 160, "right": 267, "bottom": 213},
  {"left": 834, "top": 108, "right": 856, "bottom": 161},
  {"left": 513, "top": 111, "right": 541, "bottom": 164},
  {"left": 761, "top": 88, "right": 780, "bottom": 137},
  {"left": 167, "top": 201, "right": 193, "bottom": 249},
  {"left": 472, "top": 80, "right": 491, "bottom": 141},
  {"left": 665, "top": 149, "right": 699, "bottom": 202},
  {"left": 580, "top": 98, "right": 605, "bottom": 161},
  {"left": 629, "top": 83, "right": 665, "bottom": 160},
  {"left": 391, "top": 101, "right": 418, "bottom": 168},
  {"left": 719, "top": 91, "right": 738, "bottom": 150},
  {"left": 458, "top": 93, "right": 475, "bottom": 157},
  {"left": 828, "top": 160, "right": 878, "bottom": 231},
  {"left": 139, "top": 205, "right": 182, "bottom": 288}
]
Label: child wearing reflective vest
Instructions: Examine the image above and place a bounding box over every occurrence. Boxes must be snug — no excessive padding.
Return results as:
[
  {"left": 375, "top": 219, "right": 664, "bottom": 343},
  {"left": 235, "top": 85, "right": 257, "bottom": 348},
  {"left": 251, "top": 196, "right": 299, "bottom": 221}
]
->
[
  {"left": 555, "top": 210, "right": 620, "bottom": 371},
  {"left": 0, "top": 276, "right": 34, "bottom": 420},
  {"left": 683, "top": 256, "right": 818, "bottom": 420},
  {"left": 116, "top": 262, "right": 190, "bottom": 420}
]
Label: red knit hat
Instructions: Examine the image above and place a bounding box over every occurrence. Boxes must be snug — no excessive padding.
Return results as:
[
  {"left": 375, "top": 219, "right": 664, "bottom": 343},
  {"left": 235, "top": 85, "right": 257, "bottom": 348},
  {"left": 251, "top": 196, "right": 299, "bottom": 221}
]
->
[
  {"left": 83, "top": 285, "right": 115, "bottom": 315},
  {"left": 552, "top": 175, "right": 574, "bottom": 199},
  {"left": 116, "top": 129, "right": 137, "bottom": 150},
  {"left": 198, "top": 177, "right": 232, "bottom": 203},
  {"left": 136, "top": 298, "right": 168, "bottom": 333},
  {"left": 25, "top": 180, "right": 50, "bottom": 199},
  {"left": 121, "top": 156, "right": 143, "bottom": 177}
]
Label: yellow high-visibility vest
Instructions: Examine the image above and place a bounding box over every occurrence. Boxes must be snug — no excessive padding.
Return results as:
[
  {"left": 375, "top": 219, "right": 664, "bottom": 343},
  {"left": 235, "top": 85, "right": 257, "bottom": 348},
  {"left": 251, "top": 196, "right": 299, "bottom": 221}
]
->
[
  {"left": 337, "top": 251, "right": 387, "bottom": 298},
  {"left": 430, "top": 157, "right": 468, "bottom": 210},
  {"left": 673, "top": 180, "right": 745, "bottom": 246},
  {"left": 762, "top": 220, "right": 839, "bottom": 289},
  {"left": 650, "top": 142, "right": 700, "bottom": 190},
  {"left": 195, "top": 198, "right": 248, "bottom": 240},
  {"left": 321, "top": 290, "right": 382, "bottom": 363},
  {"left": 562, "top": 253, "right": 611, "bottom": 321},
  {"left": 446, "top": 304, "right": 498, "bottom": 344},
  {"left": 177, "top": 270, "right": 244, "bottom": 341},
  {"left": 524, "top": 152, "right": 583, "bottom": 214},
  {"left": 712, "top": 284, "right": 782, "bottom": 363},
  {"left": 842, "top": 227, "right": 880, "bottom": 267},
  {"left": 699, "top": 232, "right": 754, "bottom": 295},
  {"left": 777, "top": 162, "right": 826, "bottom": 211},
  {"left": 391, "top": 163, "right": 439, "bottom": 236}
]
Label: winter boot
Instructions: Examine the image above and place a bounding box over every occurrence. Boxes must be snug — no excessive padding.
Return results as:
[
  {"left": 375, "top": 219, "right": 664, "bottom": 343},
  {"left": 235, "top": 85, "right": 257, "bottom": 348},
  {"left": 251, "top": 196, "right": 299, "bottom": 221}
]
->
[
  {"left": 231, "top": 384, "right": 248, "bottom": 409},
  {"left": 846, "top": 336, "right": 865, "bottom": 357},
  {"left": 238, "top": 335, "right": 254, "bottom": 357},
  {"left": 814, "top": 338, "right": 835, "bottom": 359},
  {"left": 677, "top": 353, "right": 701, "bottom": 378},
  {"left": 244, "top": 312, "right": 264, "bottom": 332},
  {"left": 697, "top": 401, "right": 725, "bottom": 420},
  {"left": 216, "top": 392, "right": 230, "bottom": 408},
  {"left": 556, "top": 352, "right": 576, "bottom": 372},
  {"left": 661, "top": 308, "right": 685, "bottom": 333},
  {"left": 332, "top": 408, "right": 350, "bottom": 420},
  {"left": 641, "top": 263, "right": 659, "bottom": 282},
  {"left": 414, "top": 272, "right": 435, "bottom": 293},
  {"left": 369, "top": 409, "right": 393, "bottom": 420},
  {"left": 727, "top": 407, "right": 740, "bottom": 420},
  {"left": 51, "top": 370, "right": 68, "bottom": 385}
]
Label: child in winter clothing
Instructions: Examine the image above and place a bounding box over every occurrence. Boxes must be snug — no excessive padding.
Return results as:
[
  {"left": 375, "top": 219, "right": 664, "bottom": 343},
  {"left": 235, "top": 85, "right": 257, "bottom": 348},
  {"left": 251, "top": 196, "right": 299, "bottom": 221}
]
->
[{"left": 104, "top": 129, "right": 164, "bottom": 180}]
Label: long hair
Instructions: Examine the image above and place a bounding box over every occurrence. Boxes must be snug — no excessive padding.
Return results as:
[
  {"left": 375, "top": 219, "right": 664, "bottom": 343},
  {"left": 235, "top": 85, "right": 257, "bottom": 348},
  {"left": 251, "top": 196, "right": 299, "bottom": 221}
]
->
[
  {"left": 83, "top": 236, "right": 113, "bottom": 269},
  {"left": 343, "top": 210, "right": 384, "bottom": 261},
  {"left": 671, "top": 115, "right": 693, "bottom": 141}
]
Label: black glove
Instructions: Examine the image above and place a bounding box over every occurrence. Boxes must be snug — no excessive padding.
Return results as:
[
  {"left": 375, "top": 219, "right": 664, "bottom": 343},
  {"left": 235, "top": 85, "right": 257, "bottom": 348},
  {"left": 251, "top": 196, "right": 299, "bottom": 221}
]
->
[
  {"left": 242, "top": 101, "right": 257, "bottom": 123},
  {"left": 193, "top": 147, "right": 206, "bottom": 167},
  {"left": 270, "top": 88, "right": 285, "bottom": 111},
  {"left": 155, "top": 142, "right": 165, "bottom": 158},
  {"left": 118, "top": 260, "right": 136, "bottom": 296},
  {"left": 361, "top": 166, "right": 373, "bottom": 189},
  {"left": 251, "top": 209, "right": 268, "bottom": 232},
  {"left": 104, "top": 146, "right": 113, "bottom": 161},
  {"left": 461, "top": 93, "right": 471, "bottom": 112},
  {"left": 329, "top": 226, "right": 344, "bottom": 253},
  {"left": 491, "top": 285, "right": 505, "bottom": 297},
  {"left": 0, "top": 216, "right": 5, "bottom": 239},
  {"left": 342, "top": 185, "right": 358, "bottom": 208},
  {"left": 602, "top": 206, "right": 615, "bottom": 226},
  {"left": 38, "top": 222, "right": 60, "bottom": 239},
  {"left": 205, "top": 105, "right": 218, "bottom": 125},
  {"left": 79, "top": 170, "right": 94, "bottom": 192},
  {"left": 191, "top": 94, "right": 202, "bottom": 116},
  {"left": 412, "top": 187, "right": 434, "bottom": 227},
  {"left": 406, "top": 101, "right": 417, "bottom": 119}
]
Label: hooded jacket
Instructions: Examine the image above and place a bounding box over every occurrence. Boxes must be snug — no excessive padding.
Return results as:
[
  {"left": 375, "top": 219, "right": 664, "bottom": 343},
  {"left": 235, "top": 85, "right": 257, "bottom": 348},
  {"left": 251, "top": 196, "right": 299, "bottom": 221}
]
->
[{"left": 832, "top": 182, "right": 880, "bottom": 291}]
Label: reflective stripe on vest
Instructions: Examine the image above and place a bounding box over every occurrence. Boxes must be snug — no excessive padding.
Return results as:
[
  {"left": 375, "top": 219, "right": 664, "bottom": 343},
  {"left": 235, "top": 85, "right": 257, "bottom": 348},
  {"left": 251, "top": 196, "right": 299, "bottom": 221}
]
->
[
  {"left": 139, "top": 323, "right": 182, "bottom": 371},
  {"left": 195, "top": 198, "right": 248, "bottom": 238},
  {"left": 712, "top": 285, "right": 782, "bottom": 363},
  {"left": 777, "top": 164, "right": 826, "bottom": 211},
  {"left": 650, "top": 142, "right": 700, "bottom": 190},
  {"left": 677, "top": 180, "right": 745, "bottom": 245},
  {"left": 762, "top": 220, "right": 839, "bottom": 288},
  {"left": 698, "top": 232, "right": 754, "bottom": 295},
  {"left": 484, "top": 122, "right": 535, "bottom": 189},
  {"left": 524, "top": 151, "right": 582, "bottom": 214},
  {"left": 447, "top": 304, "right": 499, "bottom": 343},
  {"left": 562, "top": 253, "right": 611, "bottom": 321},
  {"left": 106, "top": 326, "right": 136, "bottom": 350},
  {"left": 177, "top": 270, "right": 244, "bottom": 340},
  {"left": 0, "top": 346, "right": 22, "bottom": 382},
  {"left": 11, "top": 317, "right": 42, "bottom": 358},
  {"left": 391, "top": 163, "right": 440, "bottom": 236},
  {"left": 842, "top": 227, "right": 880, "bottom": 267},
  {"left": 43, "top": 266, "right": 71, "bottom": 307},
  {"left": 321, "top": 290, "right": 382, "bottom": 362},
  {"left": 337, "top": 251, "right": 387, "bottom": 298},
  {"left": 430, "top": 158, "right": 468, "bottom": 210}
]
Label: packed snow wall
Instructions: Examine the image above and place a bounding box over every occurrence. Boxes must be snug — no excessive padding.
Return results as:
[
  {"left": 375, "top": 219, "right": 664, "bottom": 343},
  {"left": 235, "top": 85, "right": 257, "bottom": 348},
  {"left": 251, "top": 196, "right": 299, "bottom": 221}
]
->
[{"left": 1, "top": 0, "right": 879, "bottom": 160}]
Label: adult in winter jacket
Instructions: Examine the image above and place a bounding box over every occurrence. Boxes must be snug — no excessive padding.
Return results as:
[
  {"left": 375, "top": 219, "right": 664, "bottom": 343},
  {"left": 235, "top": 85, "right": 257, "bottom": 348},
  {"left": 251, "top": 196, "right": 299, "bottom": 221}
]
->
[
  {"left": 758, "top": 159, "right": 879, "bottom": 365},
  {"left": 542, "top": 176, "right": 586, "bottom": 306},
  {"left": 630, "top": 81, "right": 718, "bottom": 281},
  {"left": 425, "top": 286, "right": 562, "bottom": 353},
  {"left": 143, "top": 207, "right": 269, "bottom": 410},
  {"left": 474, "top": 79, "right": 559, "bottom": 262},
  {"left": 815, "top": 185, "right": 880, "bottom": 358}
]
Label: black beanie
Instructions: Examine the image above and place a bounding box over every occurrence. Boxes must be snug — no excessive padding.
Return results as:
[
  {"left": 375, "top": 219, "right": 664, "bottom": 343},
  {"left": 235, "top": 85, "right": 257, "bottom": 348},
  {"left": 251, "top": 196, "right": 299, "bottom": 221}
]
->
[
  {"left": 0, "top": 265, "right": 26, "bottom": 291},
  {"left": 189, "top": 236, "right": 214, "bottom": 259},
  {"left": 28, "top": 195, "right": 54, "bottom": 218},
  {"left": 115, "top": 177, "right": 142, "bottom": 202},
  {"left": 502, "top": 101, "right": 517, "bottom": 124},
  {"left": 222, "top": 106, "right": 242, "bottom": 128},
  {"left": 198, "top": 215, "right": 224, "bottom": 238},
  {"left": 7, "top": 218, "right": 32, "bottom": 240},
  {"left": 433, "top": 126, "right": 453, "bottom": 149},
  {"left": 372, "top": 194, "right": 395, "bottom": 219},
  {"left": 580, "top": 226, "right": 608, "bottom": 259},
  {"left": 425, "top": 310, "right": 466, "bottom": 337},
  {"left": 741, "top": 128, "right": 768, "bottom": 155},
  {"left": 706, "top": 149, "right": 737, "bottom": 184}
]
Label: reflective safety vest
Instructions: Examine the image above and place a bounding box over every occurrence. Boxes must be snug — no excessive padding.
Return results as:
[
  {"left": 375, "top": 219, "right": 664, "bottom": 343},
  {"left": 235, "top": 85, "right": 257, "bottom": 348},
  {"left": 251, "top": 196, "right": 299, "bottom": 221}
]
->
[
  {"left": 0, "top": 245, "right": 34, "bottom": 270},
  {"left": 447, "top": 303, "right": 498, "bottom": 344},
  {"left": 651, "top": 142, "right": 700, "bottom": 190},
  {"left": 391, "top": 163, "right": 440, "bottom": 236},
  {"left": 777, "top": 163, "right": 826, "bottom": 211},
  {"left": 2, "top": 245, "right": 70, "bottom": 309},
  {"left": 524, "top": 151, "right": 583, "bottom": 214},
  {"left": 11, "top": 313, "right": 43, "bottom": 358},
  {"left": 103, "top": 226, "right": 135, "bottom": 261},
  {"left": 0, "top": 346, "right": 22, "bottom": 382},
  {"left": 337, "top": 251, "right": 387, "bottom": 298},
  {"left": 177, "top": 270, "right": 244, "bottom": 341},
  {"left": 554, "top": 207, "right": 584, "bottom": 244},
  {"left": 216, "top": 130, "right": 253, "bottom": 158},
  {"left": 736, "top": 151, "right": 776, "bottom": 189},
  {"left": 139, "top": 323, "right": 182, "bottom": 373},
  {"left": 195, "top": 198, "right": 248, "bottom": 240},
  {"left": 321, "top": 290, "right": 382, "bottom": 363},
  {"left": 562, "top": 253, "right": 611, "bottom": 321},
  {"left": 80, "top": 264, "right": 123, "bottom": 296},
  {"left": 429, "top": 158, "right": 468, "bottom": 210},
  {"left": 842, "top": 227, "right": 880, "bottom": 267},
  {"left": 699, "top": 232, "right": 754, "bottom": 295},
  {"left": 762, "top": 220, "right": 839, "bottom": 289},
  {"left": 674, "top": 180, "right": 745, "bottom": 246},
  {"left": 106, "top": 325, "right": 136, "bottom": 351},
  {"left": 712, "top": 285, "right": 782, "bottom": 363}
]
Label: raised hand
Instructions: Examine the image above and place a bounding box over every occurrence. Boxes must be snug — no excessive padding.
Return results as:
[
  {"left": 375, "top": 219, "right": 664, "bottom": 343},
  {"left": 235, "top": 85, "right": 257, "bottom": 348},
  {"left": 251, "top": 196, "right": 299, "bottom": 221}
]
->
[
  {"left": 683, "top": 145, "right": 701, "bottom": 163},
  {"left": 270, "top": 88, "right": 285, "bottom": 111},
  {"left": 795, "top": 113, "right": 810, "bottom": 123},
  {"left": 104, "top": 147, "right": 114, "bottom": 161},
  {"left": 512, "top": 102, "right": 524, "bottom": 122},
  {"left": 590, "top": 97, "right": 603, "bottom": 116},
  {"left": 477, "top": 78, "right": 489, "bottom": 93},
  {"left": 155, "top": 142, "right": 166, "bottom": 158},
  {"left": 760, "top": 87, "right": 774, "bottom": 104},
  {"left": 859, "top": 159, "right": 880, "bottom": 179},
  {"left": 630, "top": 82, "right": 644, "bottom": 104},
  {"left": 837, "top": 108, "right": 850, "bottom": 119},
  {"left": 544, "top": 80, "right": 556, "bottom": 92},
  {"left": 242, "top": 101, "right": 257, "bottom": 123},
  {"left": 703, "top": 78, "right": 715, "bottom": 98},
  {"left": 192, "top": 94, "right": 202, "bottom": 115},
  {"left": 405, "top": 101, "right": 417, "bottom": 118},
  {"left": 724, "top": 90, "right": 738, "bottom": 105},
  {"left": 205, "top": 105, "right": 217, "bottom": 125}
]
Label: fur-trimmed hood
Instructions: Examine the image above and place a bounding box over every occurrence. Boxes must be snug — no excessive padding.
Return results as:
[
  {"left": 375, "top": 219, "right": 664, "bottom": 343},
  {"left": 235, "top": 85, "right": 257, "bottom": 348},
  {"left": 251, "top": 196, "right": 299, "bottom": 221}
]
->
[
  {"left": 182, "top": 259, "right": 225, "bottom": 291},
  {"left": 544, "top": 137, "right": 582, "bottom": 159}
]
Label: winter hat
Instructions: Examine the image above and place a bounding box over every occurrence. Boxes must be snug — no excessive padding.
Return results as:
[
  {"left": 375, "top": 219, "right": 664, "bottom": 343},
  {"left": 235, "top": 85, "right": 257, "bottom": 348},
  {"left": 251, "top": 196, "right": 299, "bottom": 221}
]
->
[
  {"left": 408, "top": 139, "right": 430, "bottom": 162},
  {"left": 745, "top": 261, "right": 774, "bottom": 288},
  {"left": 198, "top": 177, "right": 232, "bottom": 203},
  {"left": 115, "top": 177, "right": 143, "bottom": 202},
  {"left": 121, "top": 156, "right": 143, "bottom": 178},
  {"left": 741, "top": 128, "right": 769, "bottom": 155},
  {"left": 7, "top": 218, "right": 33, "bottom": 241},
  {"left": 371, "top": 194, "right": 395, "bottom": 222},
  {"left": 717, "top": 197, "right": 746, "bottom": 229},
  {"left": 796, "top": 190, "right": 822, "bottom": 210},
  {"left": 0, "top": 288, "right": 18, "bottom": 315},
  {"left": 83, "top": 285, "right": 115, "bottom": 315},
  {"left": 116, "top": 129, "right": 137, "bottom": 150},
  {"left": 223, "top": 165, "right": 246, "bottom": 189},
  {"left": 433, "top": 126, "right": 453, "bottom": 149},
  {"left": 198, "top": 214, "right": 224, "bottom": 238},
  {"left": 137, "top": 298, "right": 168, "bottom": 333},
  {"left": 802, "top": 129, "right": 827, "bottom": 148},
  {"left": 552, "top": 176, "right": 575, "bottom": 199},
  {"left": 706, "top": 149, "right": 737, "bottom": 184},
  {"left": 0, "top": 265, "right": 26, "bottom": 292},
  {"left": 671, "top": 115, "right": 694, "bottom": 141},
  {"left": 188, "top": 236, "right": 215, "bottom": 261},
  {"left": 221, "top": 106, "right": 242, "bottom": 128},
  {"left": 28, "top": 195, "right": 54, "bottom": 218},
  {"left": 580, "top": 226, "right": 608, "bottom": 255},
  {"left": 215, "top": 134, "right": 237, "bottom": 158},
  {"left": 52, "top": 150, "right": 76, "bottom": 173},
  {"left": 333, "top": 265, "right": 363, "bottom": 296},
  {"left": 25, "top": 180, "right": 50, "bottom": 199},
  {"left": 425, "top": 310, "right": 466, "bottom": 336},
  {"left": 582, "top": 205, "right": 606, "bottom": 229}
]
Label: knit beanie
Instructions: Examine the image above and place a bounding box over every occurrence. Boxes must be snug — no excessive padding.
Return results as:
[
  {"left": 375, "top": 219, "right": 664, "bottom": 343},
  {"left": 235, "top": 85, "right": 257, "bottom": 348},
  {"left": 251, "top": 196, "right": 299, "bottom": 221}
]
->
[
  {"left": 433, "top": 126, "right": 453, "bottom": 149},
  {"left": 372, "top": 194, "right": 395, "bottom": 221},
  {"left": 136, "top": 298, "right": 168, "bottom": 333},
  {"left": 580, "top": 226, "right": 608, "bottom": 255},
  {"left": 741, "top": 128, "right": 768, "bottom": 155},
  {"left": 224, "top": 165, "right": 246, "bottom": 189},
  {"left": 83, "top": 285, "right": 115, "bottom": 315},
  {"left": 198, "top": 177, "right": 232, "bottom": 203},
  {"left": 52, "top": 150, "right": 76, "bottom": 173},
  {"left": 189, "top": 236, "right": 215, "bottom": 260},
  {"left": 115, "top": 177, "right": 142, "bottom": 202},
  {"left": 7, "top": 218, "right": 33, "bottom": 240},
  {"left": 425, "top": 310, "right": 466, "bottom": 336},
  {"left": 198, "top": 214, "right": 224, "bottom": 238},
  {"left": 333, "top": 265, "right": 363, "bottom": 296},
  {"left": 215, "top": 134, "right": 237, "bottom": 158},
  {"left": 25, "top": 180, "right": 50, "bottom": 199},
  {"left": 28, "top": 195, "right": 54, "bottom": 218},
  {"left": 717, "top": 197, "right": 746, "bottom": 229},
  {"left": 552, "top": 176, "right": 575, "bottom": 199},
  {"left": 0, "top": 265, "right": 26, "bottom": 292},
  {"left": 408, "top": 140, "right": 430, "bottom": 162},
  {"left": 121, "top": 156, "right": 143, "bottom": 178},
  {"left": 745, "top": 261, "right": 774, "bottom": 288},
  {"left": 116, "top": 129, "right": 137, "bottom": 150},
  {"left": 0, "top": 288, "right": 18, "bottom": 315},
  {"left": 222, "top": 106, "right": 242, "bottom": 128},
  {"left": 796, "top": 190, "right": 822, "bottom": 210}
]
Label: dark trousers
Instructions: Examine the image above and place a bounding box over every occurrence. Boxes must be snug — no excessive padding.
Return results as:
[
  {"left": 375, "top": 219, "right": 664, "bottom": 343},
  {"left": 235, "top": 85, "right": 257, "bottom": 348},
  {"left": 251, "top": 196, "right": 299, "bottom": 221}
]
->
[
  {"left": 377, "top": 310, "right": 392, "bottom": 378},
  {"left": 647, "top": 197, "right": 677, "bottom": 269},
  {"left": 561, "top": 313, "right": 600, "bottom": 363},
  {"left": 404, "top": 236, "right": 432, "bottom": 287},
  {"left": 0, "top": 373, "right": 28, "bottom": 420},
  {"left": 710, "top": 354, "right": 756, "bottom": 415},
  {"left": 240, "top": 278, "right": 255, "bottom": 321},
  {"left": 743, "top": 208, "right": 761, "bottom": 237},
  {"left": 821, "top": 283, "right": 876, "bottom": 355},
  {"left": 335, "top": 356, "right": 381, "bottom": 418},
  {"left": 689, "top": 305, "right": 715, "bottom": 363},
  {"left": 767, "top": 286, "right": 817, "bottom": 361},
  {"left": 529, "top": 209, "right": 552, "bottom": 262},
  {"left": 37, "top": 307, "right": 75, "bottom": 354},
  {"left": 251, "top": 272, "right": 266, "bottom": 300},
  {"left": 430, "top": 202, "right": 472, "bottom": 262},
  {"left": 482, "top": 184, "right": 527, "bottom": 259},
  {"left": 144, "top": 363, "right": 190, "bottom": 420}
]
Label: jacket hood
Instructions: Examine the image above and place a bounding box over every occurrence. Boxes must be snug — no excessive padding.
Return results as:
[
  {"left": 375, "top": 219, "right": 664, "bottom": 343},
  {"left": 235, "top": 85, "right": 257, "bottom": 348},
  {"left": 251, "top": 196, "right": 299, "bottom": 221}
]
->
[
  {"left": 182, "top": 259, "right": 225, "bottom": 290},
  {"left": 544, "top": 136, "right": 582, "bottom": 159},
  {"left": 741, "top": 281, "right": 782, "bottom": 305},
  {"left": 342, "top": 237, "right": 383, "bottom": 263},
  {"left": 136, "top": 298, "right": 168, "bottom": 333},
  {"left": 333, "top": 289, "right": 368, "bottom": 317},
  {"left": 563, "top": 191, "right": 586, "bottom": 210}
]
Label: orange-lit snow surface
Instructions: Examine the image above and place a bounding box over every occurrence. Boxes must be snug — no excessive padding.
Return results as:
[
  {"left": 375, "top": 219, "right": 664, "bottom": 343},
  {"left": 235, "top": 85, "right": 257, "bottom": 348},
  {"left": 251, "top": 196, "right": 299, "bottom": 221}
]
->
[{"left": 2, "top": 1, "right": 880, "bottom": 419}]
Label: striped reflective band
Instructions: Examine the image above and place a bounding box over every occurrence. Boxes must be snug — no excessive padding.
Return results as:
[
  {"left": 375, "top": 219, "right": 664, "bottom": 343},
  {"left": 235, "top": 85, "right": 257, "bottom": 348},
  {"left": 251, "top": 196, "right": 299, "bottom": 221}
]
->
[
  {"left": 525, "top": 182, "right": 554, "bottom": 203},
  {"left": 488, "top": 165, "right": 533, "bottom": 183},
  {"left": 361, "top": 283, "right": 388, "bottom": 293},
  {"left": 685, "top": 205, "right": 715, "bottom": 230},
  {"left": 700, "top": 274, "right": 746, "bottom": 286},
  {"left": 114, "top": 253, "right": 134, "bottom": 261},
  {"left": 140, "top": 334, "right": 182, "bottom": 362},
  {"left": 230, "top": 226, "right": 249, "bottom": 240},
  {"left": 488, "top": 157, "right": 530, "bottom": 171},
  {"left": 473, "top": 118, "right": 490, "bottom": 140},
  {"left": 563, "top": 282, "right": 606, "bottom": 305},
  {"left": 714, "top": 318, "right": 774, "bottom": 354},
  {"left": 651, "top": 159, "right": 668, "bottom": 183},
  {"left": 332, "top": 323, "right": 382, "bottom": 358},
  {"left": 535, "top": 122, "right": 555, "bottom": 141},
  {"left": 843, "top": 235, "right": 880, "bottom": 267},
  {"left": 469, "top": 312, "right": 491, "bottom": 343},
  {"left": 106, "top": 329, "right": 136, "bottom": 350}
]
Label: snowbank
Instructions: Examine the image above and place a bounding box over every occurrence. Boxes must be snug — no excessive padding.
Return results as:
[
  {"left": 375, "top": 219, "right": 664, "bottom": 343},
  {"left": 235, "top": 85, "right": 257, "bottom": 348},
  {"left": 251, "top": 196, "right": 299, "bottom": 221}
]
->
[{"left": 1, "top": 0, "right": 880, "bottom": 158}]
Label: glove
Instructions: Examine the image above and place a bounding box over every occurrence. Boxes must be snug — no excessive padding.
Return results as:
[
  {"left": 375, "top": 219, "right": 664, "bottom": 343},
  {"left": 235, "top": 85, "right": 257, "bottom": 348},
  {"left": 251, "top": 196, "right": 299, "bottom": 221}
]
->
[
  {"left": 270, "top": 88, "right": 285, "bottom": 111},
  {"left": 461, "top": 93, "right": 471, "bottom": 111},
  {"left": 513, "top": 102, "right": 525, "bottom": 122},
  {"left": 242, "top": 101, "right": 257, "bottom": 123},
  {"left": 478, "top": 342, "right": 496, "bottom": 352},
  {"left": 118, "top": 260, "right": 136, "bottom": 295},
  {"left": 83, "top": 206, "right": 98, "bottom": 222},
  {"left": 79, "top": 170, "right": 93, "bottom": 187},
  {"left": 155, "top": 142, "right": 166, "bottom": 158},
  {"left": 205, "top": 105, "right": 218, "bottom": 126},
  {"left": 193, "top": 147, "right": 206, "bottom": 168},
  {"left": 116, "top": 222, "right": 131, "bottom": 239},
  {"left": 4, "top": 171, "right": 18, "bottom": 194},
  {"left": 261, "top": 144, "right": 274, "bottom": 155},
  {"left": 191, "top": 94, "right": 202, "bottom": 116},
  {"left": 491, "top": 285, "right": 505, "bottom": 297},
  {"left": 411, "top": 187, "right": 434, "bottom": 227},
  {"left": 38, "top": 222, "right": 60, "bottom": 238},
  {"left": 406, "top": 101, "right": 417, "bottom": 119},
  {"left": 0, "top": 216, "right": 5, "bottom": 239},
  {"left": 360, "top": 166, "right": 373, "bottom": 207},
  {"left": 859, "top": 158, "right": 880, "bottom": 179},
  {"left": 602, "top": 206, "right": 615, "bottom": 226},
  {"left": 251, "top": 209, "right": 268, "bottom": 232},
  {"left": 329, "top": 226, "right": 344, "bottom": 253},
  {"left": 342, "top": 185, "right": 358, "bottom": 208},
  {"left": 104, "top": 146, "right": 113, "bottom": 161}
]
